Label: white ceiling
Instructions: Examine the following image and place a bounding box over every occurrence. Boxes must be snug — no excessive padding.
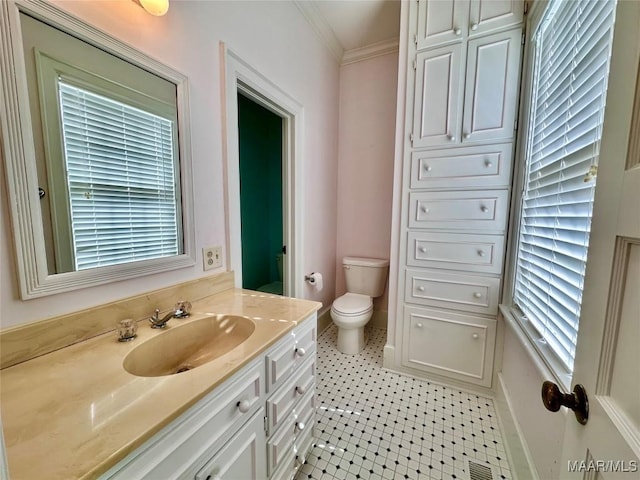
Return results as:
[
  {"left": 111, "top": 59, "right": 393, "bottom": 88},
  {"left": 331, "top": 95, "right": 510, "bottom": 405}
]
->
[
  {"left": 295, "top": 0, "right": 401, "bottom": 64},
  {"left": 312, "top": 0, "right": 401, "bottom": 51}
]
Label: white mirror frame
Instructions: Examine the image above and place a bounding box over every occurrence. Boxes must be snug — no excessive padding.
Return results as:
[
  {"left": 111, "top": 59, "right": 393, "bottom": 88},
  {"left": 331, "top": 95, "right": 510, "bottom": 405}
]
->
[{"left": 0, "top": 0, "right": 195, "bottom": 299}]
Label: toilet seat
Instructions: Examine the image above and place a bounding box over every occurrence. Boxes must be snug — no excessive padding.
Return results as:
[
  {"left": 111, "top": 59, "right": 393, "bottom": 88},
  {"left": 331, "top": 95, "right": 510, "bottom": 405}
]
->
[{"left": 331, "top": 293, "right": 372, "bottom": 316}]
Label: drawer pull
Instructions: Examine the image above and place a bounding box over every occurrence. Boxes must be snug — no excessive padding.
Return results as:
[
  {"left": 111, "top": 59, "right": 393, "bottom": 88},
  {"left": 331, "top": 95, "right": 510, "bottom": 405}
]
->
[
  {"left": 237, "top": 400, "right": 251, "bottom": 413},
  {"left": 447, "top": 134, "right": 456, "bottom": 142},
  {"left": 296, "top": 421, "right": 305, "bottom": 432},
  {"left": 416, "top": 322, "right": 423, "bottom": 328},
  {"left": 477, "top": 250, "right": 486, "bottom": 257},
  {"left": 296, "top": 385, "right": 306, "bottom": 395},
  {"left": 418, "top": 246, "right": 427, "bottom": 253},
  {"left": 463, "top": 132, "right": 470, "bottom": 140},
  {"left": 480, "top": 206, "right": 489, "bottom": 213},
  {"left": 485, "top": 160, "right": 493, "bottom": 168},
  {"left": 417, "top": 286, "right": 425, "bottom": 292},
  {"left": 454, "top": 28, "right": 461, "bottom": 35},
  {"left": 295, "top": 347, "right": 306, "bottom": 357},
  {"left": 471, "top": 22, "right": 478, "bottom": 31},
  {"left": 472, "top": 333, "right": 480, "bottom": 339},
  {"left": 421, "top": 206, "right": 430, "bottom": 214},
  {"left": 423, "top": 164, "right": 432, "bottom": 172},
  {"left": 205, "top": 472, "right": 221, "bottom": 480},
  {"left": 473, "top": 292, "right": 482, "bottom": 299}
]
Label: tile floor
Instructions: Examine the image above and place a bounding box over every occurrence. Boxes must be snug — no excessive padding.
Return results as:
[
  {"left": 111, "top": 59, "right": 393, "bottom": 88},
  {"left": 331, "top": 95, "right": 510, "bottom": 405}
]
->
[{"left": 295, "top": 325, "right": 512, "bottom": 480}]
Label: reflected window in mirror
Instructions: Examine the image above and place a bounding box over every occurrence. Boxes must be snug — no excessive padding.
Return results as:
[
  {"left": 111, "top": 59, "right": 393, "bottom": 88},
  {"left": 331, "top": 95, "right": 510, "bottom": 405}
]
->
[
  {"left": 0, "top": 0, "right": 195, "bottom": 299},
  {"left": 20, "top": 11, "right": 183, "bottom": 274}
]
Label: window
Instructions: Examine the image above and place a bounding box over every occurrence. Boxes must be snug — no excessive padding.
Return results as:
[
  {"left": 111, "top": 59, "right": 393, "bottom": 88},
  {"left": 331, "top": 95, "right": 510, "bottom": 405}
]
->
[
  {"left": 512, "top": 0, "right": 617, "bottom": 373},
  {"left": 58, "top": 81, "right": 180, "bottom": 270}
]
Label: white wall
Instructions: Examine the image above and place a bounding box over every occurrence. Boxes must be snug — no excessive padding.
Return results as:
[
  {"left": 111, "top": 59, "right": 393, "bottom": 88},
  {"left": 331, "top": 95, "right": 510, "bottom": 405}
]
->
[
  {"left": 335, "top": 52, "right": 398, "bottom": 313},
  {"left": 0, "top": 0, "right": 340, "bottom": 327}
]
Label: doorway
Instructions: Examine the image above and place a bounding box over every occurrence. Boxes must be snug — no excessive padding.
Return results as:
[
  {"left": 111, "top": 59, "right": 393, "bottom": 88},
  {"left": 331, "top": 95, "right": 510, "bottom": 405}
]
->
[
  {"left": 237, "top": 93, "right": 284, "bottom": 294},
  {"left": 221, "top": 45, "right": 303, "bottom": 298}
]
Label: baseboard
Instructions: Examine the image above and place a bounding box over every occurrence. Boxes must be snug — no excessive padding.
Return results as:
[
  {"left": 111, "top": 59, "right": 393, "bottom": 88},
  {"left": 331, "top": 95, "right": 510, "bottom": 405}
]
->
[
  {"left": 317, "top": 307, "right": 332, "bottom": 334},
  {"left": 495, "top": 372, "right": 539, "bottom": 480}
]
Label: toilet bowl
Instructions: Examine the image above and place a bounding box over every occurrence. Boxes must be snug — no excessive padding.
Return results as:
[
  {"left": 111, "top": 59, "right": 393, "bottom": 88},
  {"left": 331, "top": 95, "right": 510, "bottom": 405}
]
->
[
  {"left": 331, "top": 257, "right": 389, "bottom": 354},
  {"left": 330, "top": 293, "right": 373, "bottom": 354}
]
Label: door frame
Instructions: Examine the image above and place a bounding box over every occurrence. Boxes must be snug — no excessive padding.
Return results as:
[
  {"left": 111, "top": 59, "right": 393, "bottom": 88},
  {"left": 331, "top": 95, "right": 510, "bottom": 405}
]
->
[{"left": 220, "top": 43, "right": 304, "bottom": 297}]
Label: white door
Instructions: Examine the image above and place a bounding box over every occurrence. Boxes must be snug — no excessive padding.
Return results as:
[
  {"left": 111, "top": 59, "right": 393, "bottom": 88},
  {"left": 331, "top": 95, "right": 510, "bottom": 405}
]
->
[
  {"left": 468, "top": 0, "right": 523, "bottom": 38},
  {"left": 416, "top": 0, "right": 469, "bottom": 50},
  {"left": 413, "top": 44, "right": 464, "bottom": 148},
  {"left": 462, "top": 28, "right": 522, "bottom": 144},
  {"left": 553, "top": 2, "right": 640, "bottom": 477}
]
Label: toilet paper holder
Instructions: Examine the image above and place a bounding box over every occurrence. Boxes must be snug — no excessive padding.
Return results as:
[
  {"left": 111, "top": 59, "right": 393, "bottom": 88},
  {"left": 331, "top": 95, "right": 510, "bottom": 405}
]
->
[{"left": 305, "top": 273, "right": 318, "bottom": 284}]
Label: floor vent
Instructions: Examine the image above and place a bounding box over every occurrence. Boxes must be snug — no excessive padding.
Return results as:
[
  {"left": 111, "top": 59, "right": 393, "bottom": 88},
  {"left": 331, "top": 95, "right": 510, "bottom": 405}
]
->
[{"left": 468, "top": 461, "right": 495, "bottom": 480}]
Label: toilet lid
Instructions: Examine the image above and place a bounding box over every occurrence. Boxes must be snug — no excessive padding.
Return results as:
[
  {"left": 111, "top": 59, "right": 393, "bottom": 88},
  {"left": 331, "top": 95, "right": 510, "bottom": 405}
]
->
[{"left": 332, "top": 293, "right": 372, "bottom": 315}]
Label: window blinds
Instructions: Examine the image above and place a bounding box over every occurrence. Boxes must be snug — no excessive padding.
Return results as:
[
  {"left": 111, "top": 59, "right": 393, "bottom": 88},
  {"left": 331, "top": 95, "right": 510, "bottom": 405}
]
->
[
  {"left": 58, "top": 81, "right": 179, "bottom": 270},
  {"left": 514, "top": 0, "right": 616, "bottom": 371}
]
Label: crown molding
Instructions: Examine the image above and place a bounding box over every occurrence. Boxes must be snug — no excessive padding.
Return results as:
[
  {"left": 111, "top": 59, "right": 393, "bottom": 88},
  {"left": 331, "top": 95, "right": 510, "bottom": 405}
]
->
[
  {"left": 341, "top": 38, "right": 399, "bottom": 66},
  {"left": 293, "top": 0, "right": 343, "bottom": 64}
]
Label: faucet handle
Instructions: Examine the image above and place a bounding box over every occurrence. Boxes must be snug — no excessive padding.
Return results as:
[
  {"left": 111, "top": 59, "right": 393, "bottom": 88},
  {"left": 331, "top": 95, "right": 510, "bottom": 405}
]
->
[{"left": 174, "top": 301, "right": 191, "bottom": 318}]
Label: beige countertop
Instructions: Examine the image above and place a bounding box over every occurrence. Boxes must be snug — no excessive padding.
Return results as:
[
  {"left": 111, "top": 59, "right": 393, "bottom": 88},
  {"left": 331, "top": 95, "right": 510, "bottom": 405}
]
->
[{"left": 0, "top": 288, "right": 321, "bottom": 480}]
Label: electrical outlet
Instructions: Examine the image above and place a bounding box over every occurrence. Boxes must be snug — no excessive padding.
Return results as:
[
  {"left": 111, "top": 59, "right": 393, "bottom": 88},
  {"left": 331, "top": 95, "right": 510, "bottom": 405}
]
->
[{"left": 203, "top": 246, "right": 222, "bottom": 271}]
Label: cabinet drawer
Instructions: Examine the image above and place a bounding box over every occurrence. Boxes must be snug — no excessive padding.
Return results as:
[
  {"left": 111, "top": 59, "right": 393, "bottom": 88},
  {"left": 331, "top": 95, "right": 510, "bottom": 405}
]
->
[
  {"left": 267, "top": 356, "right": 316, "bottom": 433},
  {"left": 402, "top": 306, "right": 496, "bottom": 387},
  {"left": 104, "top": 358, "right": 264, "bottom": 479},
  {"left": 267, "top": 388, "right": 315, "bottom": 478},
  {"left": 410, "top": 144, "right": 512, "bottom": 189},
  {"left": 409, "top": 190, "right": 509, "bottom": 232},
  {"left": 407, "top": 232, "right": 505, "bottom": 274},
  {"left": 266, "top": 315, "right": 316, "bottom": 394},
  {"left": 405, "top": 268, "right": 500, "bottom": 315}
]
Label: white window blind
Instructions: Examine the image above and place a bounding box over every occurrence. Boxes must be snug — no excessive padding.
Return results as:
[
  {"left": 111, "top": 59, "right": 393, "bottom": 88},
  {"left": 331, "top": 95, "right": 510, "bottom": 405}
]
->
[
  {"left": 514, "top": 0, "right": 616, "bottom": 371},
  {"left": 58, "top": 81, "right": 179, "bottom": 270}
]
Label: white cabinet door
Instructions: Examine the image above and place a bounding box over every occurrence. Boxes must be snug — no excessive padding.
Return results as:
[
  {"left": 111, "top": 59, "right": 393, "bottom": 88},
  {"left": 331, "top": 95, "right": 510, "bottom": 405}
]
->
[
  {"left": 462, "top": 28, "right": 522, "bottom": 143},
  {"left": 402, "top": 306, "right": 496, "bottom": 387},
  {"left": 195, "top": 410, "right": 267, "bottom": 480},
  {"left": 416, "top": 0, "right": 469, "bottom": 50},
  {"left": 413, "top": 44, "right": 464, "bottom": 148},
  {"left": 468, "top": 0, "right": 524, "bottom": 38}
]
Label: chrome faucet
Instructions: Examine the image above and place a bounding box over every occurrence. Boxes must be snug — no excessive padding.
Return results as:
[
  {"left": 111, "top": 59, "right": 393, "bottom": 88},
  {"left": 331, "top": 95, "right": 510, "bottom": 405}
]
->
[{"left": 149, "top": 301, "right": 191, "bottom": 329}]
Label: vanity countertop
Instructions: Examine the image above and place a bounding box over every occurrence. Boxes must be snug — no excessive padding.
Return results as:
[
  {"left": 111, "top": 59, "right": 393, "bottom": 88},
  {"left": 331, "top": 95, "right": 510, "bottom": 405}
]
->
[{"left": 0, "top": 288, "right": 321, "bottom": 480}]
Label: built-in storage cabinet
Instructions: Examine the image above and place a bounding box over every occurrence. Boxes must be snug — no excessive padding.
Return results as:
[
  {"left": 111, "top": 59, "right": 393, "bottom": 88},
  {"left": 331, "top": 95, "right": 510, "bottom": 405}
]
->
[
  {"left": 391, "top": 0, "right": 524, "bottom": 389},
  {"left": 403, "top": 306, "right": 496, "bottom": 387},
  {"left": 416, "top": 0, "right": 523, "bottom": 50},
  {"left": 412, "top": 26, "right": 522, "bottom": 148},
  {"left": 102, "top": 314, "right": 317, "bottom": 480}
]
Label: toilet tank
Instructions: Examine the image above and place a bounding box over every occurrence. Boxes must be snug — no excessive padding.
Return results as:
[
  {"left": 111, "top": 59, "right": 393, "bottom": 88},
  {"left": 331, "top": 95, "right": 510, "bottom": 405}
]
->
[{"left": 343, "top": 257, "right": 389, "bottom": 297}]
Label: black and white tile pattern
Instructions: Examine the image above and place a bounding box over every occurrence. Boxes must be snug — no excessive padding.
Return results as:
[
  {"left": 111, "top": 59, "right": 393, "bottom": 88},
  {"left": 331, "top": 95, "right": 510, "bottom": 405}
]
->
[{"left": 295, "top": 325, "right": 512, "bottom": 480}]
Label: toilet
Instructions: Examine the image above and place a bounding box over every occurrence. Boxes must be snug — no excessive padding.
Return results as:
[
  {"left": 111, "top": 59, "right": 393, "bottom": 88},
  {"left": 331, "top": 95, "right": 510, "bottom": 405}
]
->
[{"left": 331, "top": 257, "right": 389, "bottom": 354}]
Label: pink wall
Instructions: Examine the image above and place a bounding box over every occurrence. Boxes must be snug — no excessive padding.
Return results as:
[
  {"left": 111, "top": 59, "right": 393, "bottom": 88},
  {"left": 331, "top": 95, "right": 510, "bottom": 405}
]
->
[
  {"left": 335, "top": 52, "right": 399, "bottom": 314},
  {"left": 1, "top": 0, "right": 340, "bottom": 327}
]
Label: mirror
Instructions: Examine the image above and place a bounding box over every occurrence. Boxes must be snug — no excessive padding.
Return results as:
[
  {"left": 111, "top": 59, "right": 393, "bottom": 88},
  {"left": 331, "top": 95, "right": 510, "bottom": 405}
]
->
[{"left": 0, "top": 0, "right": 195, "bottom": 299}]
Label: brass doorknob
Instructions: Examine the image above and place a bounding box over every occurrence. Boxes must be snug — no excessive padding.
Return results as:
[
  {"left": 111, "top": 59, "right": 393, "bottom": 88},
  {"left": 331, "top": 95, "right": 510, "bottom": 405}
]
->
[{"left": 541, "top": 381, "right": 589, "bottom": 425}]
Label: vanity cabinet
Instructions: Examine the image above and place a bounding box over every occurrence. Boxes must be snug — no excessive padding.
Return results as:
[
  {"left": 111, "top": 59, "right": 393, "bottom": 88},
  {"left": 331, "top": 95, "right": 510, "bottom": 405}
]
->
[
  {"left": 389, "top": 0, "right": 524, "bottom": 388},
  {"left": 101, "top": 313, "right": 317, "bottom": 480}
]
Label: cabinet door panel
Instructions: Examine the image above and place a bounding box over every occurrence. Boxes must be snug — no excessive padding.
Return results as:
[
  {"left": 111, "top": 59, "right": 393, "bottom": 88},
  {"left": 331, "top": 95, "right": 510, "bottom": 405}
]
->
[
  {"left": 469, "top": 0, "right": 524, "bottom": 37},
  {"left": 194, "top": 410, "right": 266, "bottom": 480},
  {"left": 417, "top": 0, "right": 469, "bottom": 49},
  {"left": 411, "top": 143, "right": 513, "bottom": 189},
  {"left": 402, "top": 306, "right": 496, "bottom": 387},
  {"left": 413, "top": 45, "right": 463, "bottom": 148},
  {"left": 462, "top": 28, "right": 522, "bottom": 143}
]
